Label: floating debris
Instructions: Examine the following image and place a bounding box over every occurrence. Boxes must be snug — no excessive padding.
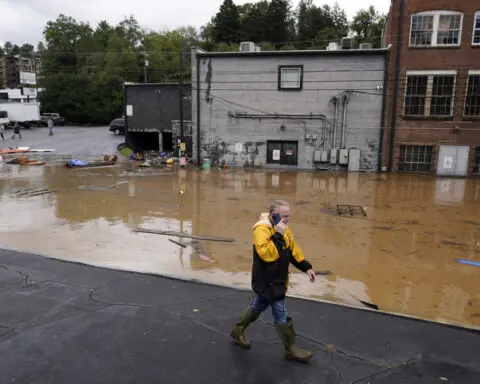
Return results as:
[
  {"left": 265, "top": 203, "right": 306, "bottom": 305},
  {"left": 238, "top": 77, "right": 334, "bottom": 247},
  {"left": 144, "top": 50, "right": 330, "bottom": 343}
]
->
[
  {"left": 337, "top": 205, "right": 367, "bottom": 217},
  {"left": 456, "top": 259, "right": 480, "bottom": 268},
  {"left": 12, "top": 187, "right": 54, "bottom": 197},
  {"left": 168, "top": 239, "right": 187, "bottom": 248},
  {"left": 134, "top": 228, "right": 235, "bottom": 243},
  {"left": 315, "top": 270, "right": 332, "bottom": 276}
]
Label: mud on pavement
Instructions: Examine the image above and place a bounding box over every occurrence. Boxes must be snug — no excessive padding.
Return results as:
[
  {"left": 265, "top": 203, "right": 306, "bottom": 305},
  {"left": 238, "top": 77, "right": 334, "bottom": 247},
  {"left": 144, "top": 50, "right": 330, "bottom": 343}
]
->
[{"left": 0, "top": 162, "right": 479, "bottom": 329}]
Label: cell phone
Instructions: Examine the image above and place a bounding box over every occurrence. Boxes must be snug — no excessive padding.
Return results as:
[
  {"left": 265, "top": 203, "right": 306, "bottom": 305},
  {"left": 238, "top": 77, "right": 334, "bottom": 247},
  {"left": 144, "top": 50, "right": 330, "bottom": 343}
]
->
[{"left": 272, "top": 213, "right": 282, "bottom": 225}]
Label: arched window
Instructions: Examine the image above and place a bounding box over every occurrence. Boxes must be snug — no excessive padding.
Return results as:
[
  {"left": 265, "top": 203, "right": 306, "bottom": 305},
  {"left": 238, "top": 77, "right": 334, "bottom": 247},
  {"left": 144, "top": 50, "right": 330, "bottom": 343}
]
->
[{"left": 409, "top": 11, "right": 463, "bottom": 47}]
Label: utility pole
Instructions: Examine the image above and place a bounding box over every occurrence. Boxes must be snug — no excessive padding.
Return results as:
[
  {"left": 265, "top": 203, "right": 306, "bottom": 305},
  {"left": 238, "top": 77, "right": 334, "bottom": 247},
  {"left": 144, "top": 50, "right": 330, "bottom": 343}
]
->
[
  {"left": 144, "top": 56, "right": 149, "bottom": 83},
  {"left": 178, "top": 50, "right": 184, "bottom": 157}
]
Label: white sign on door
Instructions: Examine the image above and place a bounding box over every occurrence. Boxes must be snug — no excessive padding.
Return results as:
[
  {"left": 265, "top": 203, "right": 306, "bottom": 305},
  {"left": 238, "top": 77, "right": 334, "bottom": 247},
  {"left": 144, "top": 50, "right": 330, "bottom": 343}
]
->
[
  {"left": 272, "top": 149, "right": 280, "bottom": 161},
  {"left": 444, "top": 157, "right": 453, "bottom": 169},
  {"left": 126, "top": 105, "right": 133, "bottom": 116}
]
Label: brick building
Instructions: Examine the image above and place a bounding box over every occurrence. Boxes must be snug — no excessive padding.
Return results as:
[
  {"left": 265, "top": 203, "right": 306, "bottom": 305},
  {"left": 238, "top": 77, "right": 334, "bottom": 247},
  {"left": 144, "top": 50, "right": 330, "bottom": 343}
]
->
[{"left": 383, "top": 0, "right": 480, "bottom": 176}]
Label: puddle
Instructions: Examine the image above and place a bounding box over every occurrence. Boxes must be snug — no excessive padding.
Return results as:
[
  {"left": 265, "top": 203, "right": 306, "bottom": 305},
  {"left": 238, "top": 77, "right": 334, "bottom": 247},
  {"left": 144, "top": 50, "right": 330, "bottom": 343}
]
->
[{"left": 0, "top": 164, "right": 479, "bottom": 329}]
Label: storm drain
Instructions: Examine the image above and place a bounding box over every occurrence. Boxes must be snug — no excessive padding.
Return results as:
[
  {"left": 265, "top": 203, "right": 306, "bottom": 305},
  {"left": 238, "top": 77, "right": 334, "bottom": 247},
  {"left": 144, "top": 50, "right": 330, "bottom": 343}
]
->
[{"left": 336, "top": 204, "right": 366, "bottom": 217}]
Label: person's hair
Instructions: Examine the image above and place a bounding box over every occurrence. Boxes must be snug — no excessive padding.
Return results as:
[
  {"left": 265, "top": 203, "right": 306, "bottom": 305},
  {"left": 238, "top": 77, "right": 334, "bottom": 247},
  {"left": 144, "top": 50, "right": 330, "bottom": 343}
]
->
[{"left": 269, "top": 199, "right": 290, "bottom": 213}]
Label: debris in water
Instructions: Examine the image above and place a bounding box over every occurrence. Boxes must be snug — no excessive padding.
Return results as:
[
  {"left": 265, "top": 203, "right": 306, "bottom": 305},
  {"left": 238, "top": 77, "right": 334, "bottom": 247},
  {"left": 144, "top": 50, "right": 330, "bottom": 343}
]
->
[
  {"left": 13, "top": 188, "right": 54, "bottom": 197},
  {"left": 77, "top": 185, "right": 113, "bottom": 191},
  {"left": 456, "top": 259, "right": 480, "bottom": 268},
  {"left": 375, "top": 226, "right": 393, "bottom": 230},
  {"left": 198, "top": 253, "right": 216, "bottom": 263},
  {"left": 315, "top": 270, "right": 332, "bottom": 276},
  {"left": 358, "top": 300, "right": 379, "bottom": 310},
  {"left": 133, "top": 228, "right": 235, "bottom": 243},
  {"left": 168, "top": 239, "right": 187, "bottom": 248},
  {"left": 336, "top": 204, "right": 367, "bottom": 217},
  {"left": 442, "top": 240, "right": 466, "bottom": 247}
]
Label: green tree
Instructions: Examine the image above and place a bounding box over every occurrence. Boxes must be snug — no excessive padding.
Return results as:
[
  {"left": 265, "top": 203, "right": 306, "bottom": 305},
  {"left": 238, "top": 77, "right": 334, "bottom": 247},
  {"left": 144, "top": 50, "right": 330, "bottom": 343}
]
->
[
  {"left": 265, "top": 0, "right": 294, "bottom": 46},
  {"left": 19, "top": 43, "right": 34, "bottom": 56},
  {"left": 3, "top": 42, "right": 13, "bottom": 54},
  {"left": 296, "top": 1, "right": 348, "bottom": 49},
  {"left": 351, "top": 6, "right": 386, "bottom": 48},
  {"left": 212, "top": 0, "right": 242, "bottom": 44},
  {"left": 238, "top": 1, "right": 269, "bottom": 42}
]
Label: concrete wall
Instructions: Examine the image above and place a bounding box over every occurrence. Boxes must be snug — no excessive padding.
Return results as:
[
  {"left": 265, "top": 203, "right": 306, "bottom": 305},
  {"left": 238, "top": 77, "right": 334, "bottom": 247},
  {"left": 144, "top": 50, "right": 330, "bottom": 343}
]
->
[{"left": 192, "top": 49, "right": 386, "bottom": 170}]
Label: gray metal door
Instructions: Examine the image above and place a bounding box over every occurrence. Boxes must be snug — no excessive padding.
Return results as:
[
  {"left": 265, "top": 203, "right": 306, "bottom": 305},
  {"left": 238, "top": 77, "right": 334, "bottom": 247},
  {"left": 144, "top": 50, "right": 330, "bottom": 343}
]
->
[{"left": 437, "top": 146, "right": 469, "bottom": 176}]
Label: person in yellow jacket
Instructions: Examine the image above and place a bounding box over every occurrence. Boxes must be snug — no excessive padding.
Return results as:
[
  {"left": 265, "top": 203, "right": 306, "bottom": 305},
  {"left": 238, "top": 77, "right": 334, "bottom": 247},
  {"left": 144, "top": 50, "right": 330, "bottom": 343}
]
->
[{"left": 230, "top": 199, "right": 316, "bottom": 361}]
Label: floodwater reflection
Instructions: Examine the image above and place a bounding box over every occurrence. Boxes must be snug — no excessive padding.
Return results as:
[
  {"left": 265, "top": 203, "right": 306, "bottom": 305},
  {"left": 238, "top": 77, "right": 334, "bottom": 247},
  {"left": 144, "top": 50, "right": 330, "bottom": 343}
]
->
[{"left": 0, "top": 163, "right": 479, "bottom": 329}]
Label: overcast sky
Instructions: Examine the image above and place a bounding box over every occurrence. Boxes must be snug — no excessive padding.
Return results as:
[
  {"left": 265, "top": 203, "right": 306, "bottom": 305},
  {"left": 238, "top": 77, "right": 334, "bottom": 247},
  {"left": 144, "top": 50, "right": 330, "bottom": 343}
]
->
[{"left": 0, "top": 0, "right": 390, "bottom": 47}]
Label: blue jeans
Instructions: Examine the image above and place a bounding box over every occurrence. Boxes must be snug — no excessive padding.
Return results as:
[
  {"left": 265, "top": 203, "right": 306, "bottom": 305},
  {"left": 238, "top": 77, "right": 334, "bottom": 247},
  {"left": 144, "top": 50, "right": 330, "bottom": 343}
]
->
[{"left": 250, "top": 295, "right": 288, "bottom": 324}]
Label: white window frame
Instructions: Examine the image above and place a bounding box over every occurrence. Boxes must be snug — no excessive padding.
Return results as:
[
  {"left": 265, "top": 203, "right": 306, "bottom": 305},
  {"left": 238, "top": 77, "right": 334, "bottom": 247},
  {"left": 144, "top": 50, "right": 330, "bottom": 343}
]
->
[
  {"left": 403, "top": 70, "right": 457, "bottom": 118},
  {"left": 409, "top": 11, "right": 463, "bottom": 48},
  {"left": 473, "top": 11, "right": 480, "bottom": 46},
  {"left": 464, "top": 70, "right": 480, "bottom": 117}
]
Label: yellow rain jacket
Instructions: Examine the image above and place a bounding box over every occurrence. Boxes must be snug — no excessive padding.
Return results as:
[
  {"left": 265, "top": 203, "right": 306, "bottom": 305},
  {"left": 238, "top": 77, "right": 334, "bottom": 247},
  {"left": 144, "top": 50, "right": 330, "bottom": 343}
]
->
[{"left": 251, "top": 213, "right": 312, "bottom": 301}]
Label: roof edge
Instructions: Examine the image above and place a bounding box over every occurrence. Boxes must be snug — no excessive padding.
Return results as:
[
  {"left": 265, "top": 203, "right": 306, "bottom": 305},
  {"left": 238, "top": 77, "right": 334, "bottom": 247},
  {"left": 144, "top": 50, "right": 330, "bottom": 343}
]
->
[{"left": 196, "top": 48, "right": 390, "bottom": 58}]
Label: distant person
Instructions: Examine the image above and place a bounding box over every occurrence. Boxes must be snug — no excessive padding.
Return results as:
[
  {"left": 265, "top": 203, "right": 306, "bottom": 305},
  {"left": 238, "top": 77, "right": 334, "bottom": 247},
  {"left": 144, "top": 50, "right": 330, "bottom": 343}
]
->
[
  {"left": 11, "top": 122, "right": 21, "bottom": 140},
  {"left": 230, "top": 199, "right": 316, "bottom": 361},
  {"left": 48, "top": 119, "right": 54, "bottom": 136},
  {"left": 0, "top": 124, "right": 4, "bottom": 140}
]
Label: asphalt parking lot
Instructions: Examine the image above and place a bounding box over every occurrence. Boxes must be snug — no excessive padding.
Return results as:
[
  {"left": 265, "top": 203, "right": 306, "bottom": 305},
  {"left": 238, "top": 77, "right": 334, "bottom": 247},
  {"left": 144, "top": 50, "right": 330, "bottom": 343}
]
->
[{"left": 1, "top": 126, "right": 124, "bottom": 156}]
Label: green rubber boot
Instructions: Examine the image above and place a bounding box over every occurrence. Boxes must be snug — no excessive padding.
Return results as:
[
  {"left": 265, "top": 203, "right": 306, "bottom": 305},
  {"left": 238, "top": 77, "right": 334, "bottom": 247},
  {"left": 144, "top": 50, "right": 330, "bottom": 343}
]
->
[
  {"left": 275, "top": 318, "right": 312, "bottom": 361},
  {"left": 230, "top": 306, "right": 260, "bottom": 348}
]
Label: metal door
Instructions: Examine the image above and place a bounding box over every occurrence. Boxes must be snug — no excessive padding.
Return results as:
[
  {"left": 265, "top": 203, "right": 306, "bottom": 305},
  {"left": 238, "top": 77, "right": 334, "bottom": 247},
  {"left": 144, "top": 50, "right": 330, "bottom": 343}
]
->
[
  {"left": 267, "top": 141, "right": 282, "bottom": 164},
  {"left": 281, "top": 141, "right": 298, "bottom": 166},
  {"left": 437, "top": 146, "right": 470, "bottom": 176}
]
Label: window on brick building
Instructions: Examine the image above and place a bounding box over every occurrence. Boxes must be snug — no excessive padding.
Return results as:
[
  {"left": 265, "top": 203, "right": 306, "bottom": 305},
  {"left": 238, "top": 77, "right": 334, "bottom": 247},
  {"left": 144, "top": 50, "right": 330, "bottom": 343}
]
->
[
  {"left": 410, "top": 11, "right": 463, "bottom": 47},
  {"left": 398, "top": 146, "right": 434, "bottom": 173},
  {"left": 404, "top": 71, "right": 456, "bottom": 117},
  {"left": 473, "top": 11, "right": 480, "bottom": 45},
  {"left": 464, "top": 72, "right": 480, "bottom": 117}
]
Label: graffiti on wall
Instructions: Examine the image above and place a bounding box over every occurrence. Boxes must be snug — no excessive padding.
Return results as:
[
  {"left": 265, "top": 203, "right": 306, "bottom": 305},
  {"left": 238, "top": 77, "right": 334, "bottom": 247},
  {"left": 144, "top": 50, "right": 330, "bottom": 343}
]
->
[{"left": 202, "top": 139, "right": 266, "bottom": 167}]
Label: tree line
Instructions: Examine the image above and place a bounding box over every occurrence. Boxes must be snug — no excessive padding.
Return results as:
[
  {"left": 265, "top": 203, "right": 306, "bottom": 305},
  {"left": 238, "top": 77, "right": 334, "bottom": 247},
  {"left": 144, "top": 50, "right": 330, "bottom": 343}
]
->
[
  {"left": 203, "top": 0, "right": 385, "bottom": 51},
  {"left": 0, "top": 1, "right": 385, "bottom": 124}
]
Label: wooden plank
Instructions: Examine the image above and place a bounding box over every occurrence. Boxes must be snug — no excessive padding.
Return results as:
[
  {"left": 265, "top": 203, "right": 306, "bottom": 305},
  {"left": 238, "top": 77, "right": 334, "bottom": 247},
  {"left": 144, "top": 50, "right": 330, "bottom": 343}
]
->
[{"left": 133, "top": 228, "right": 235, "bottom": 243}]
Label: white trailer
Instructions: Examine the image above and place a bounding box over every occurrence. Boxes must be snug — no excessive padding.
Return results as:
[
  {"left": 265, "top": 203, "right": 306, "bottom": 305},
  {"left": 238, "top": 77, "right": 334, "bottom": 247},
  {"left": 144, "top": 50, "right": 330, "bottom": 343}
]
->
[{"left": 0, "top": 102, "right": 41, "bottom": 128}]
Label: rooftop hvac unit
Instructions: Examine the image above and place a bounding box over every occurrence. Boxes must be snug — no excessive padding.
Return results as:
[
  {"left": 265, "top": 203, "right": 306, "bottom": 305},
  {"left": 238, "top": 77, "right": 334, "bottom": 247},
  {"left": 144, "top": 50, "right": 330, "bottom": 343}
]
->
[
  {"left": 341, "top": 37, "right": 353, "bottom": 49},
  {"left": 359, "top": 43, "right": 373, "bottom": 50},
  {"left": 240, "top": 42, "right": 255, "bottom": 52},
  {"left": 255, "top": 45, "right": 261, "bottom": 52},
  {"left": 326, "top": 42, "right": 341, "bottom": 50}
]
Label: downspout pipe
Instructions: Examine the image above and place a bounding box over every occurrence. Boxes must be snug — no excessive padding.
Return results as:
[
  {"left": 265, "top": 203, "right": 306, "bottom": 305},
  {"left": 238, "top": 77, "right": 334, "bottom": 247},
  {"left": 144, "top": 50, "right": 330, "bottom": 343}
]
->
[
  {"left": 332, "top": 96, "right": 338, "bottom": 148},
  {"left": 389, "top": 0, "right": 405, "bottom": 172},
  {"left": 378, "top": 48, "right": 391, "bottom": 172},
  {"left": 196, "top": 53, "right": 201, "bottom": 166},
  {"left": 341, "top": 93, "right": 349, "bottom": 148}
]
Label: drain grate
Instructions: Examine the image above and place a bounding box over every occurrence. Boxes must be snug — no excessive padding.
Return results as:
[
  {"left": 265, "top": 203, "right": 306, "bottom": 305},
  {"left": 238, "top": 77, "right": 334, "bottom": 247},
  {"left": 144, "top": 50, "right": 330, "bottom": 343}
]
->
[{"left": 336, "top": 204, "right": 366, "bottom": 217}]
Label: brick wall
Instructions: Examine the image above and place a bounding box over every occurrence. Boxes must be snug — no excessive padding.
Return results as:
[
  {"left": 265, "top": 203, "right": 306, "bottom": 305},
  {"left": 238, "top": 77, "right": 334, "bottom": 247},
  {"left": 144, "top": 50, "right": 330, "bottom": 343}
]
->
[{"left": 383, "top": 0, "right": 480, "bottom": 175}]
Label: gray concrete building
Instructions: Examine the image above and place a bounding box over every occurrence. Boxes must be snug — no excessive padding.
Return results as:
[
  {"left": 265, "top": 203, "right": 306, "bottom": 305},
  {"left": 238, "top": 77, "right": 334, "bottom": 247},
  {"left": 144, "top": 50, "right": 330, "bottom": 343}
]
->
[{"left": 191, "top": 46, "right": 389, "bottom": 171}]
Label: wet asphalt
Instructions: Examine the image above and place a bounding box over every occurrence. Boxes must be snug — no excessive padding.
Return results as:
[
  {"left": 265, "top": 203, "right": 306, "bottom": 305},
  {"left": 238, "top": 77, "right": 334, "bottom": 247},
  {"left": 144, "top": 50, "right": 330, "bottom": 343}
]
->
[
  {"left": 1, "top": 126, "right": 122, "bottom": 156},
  {"left": 1, "top": 248, "right": 479, "bottom": 384}
]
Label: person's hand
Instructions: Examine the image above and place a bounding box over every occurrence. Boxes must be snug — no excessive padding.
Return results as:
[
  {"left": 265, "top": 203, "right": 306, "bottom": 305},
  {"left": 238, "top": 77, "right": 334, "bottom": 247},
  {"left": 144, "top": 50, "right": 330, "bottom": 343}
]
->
[
  {"left": 274, "top": 221, "right": 286, "bottom": 234},
  {"left": 306, "top": 269, "right": 316, "bottom": 283}
]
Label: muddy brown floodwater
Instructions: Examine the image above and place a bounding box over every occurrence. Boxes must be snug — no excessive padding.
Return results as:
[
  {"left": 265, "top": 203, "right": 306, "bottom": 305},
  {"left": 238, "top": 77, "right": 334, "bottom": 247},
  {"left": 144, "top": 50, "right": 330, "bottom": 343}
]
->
[{"left": 1, "top": 162, "right": 479, "bottom": 329}]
